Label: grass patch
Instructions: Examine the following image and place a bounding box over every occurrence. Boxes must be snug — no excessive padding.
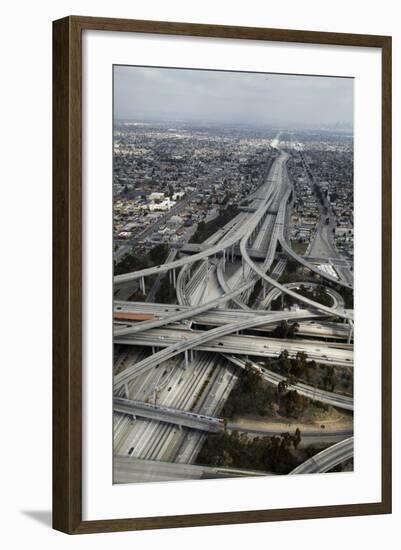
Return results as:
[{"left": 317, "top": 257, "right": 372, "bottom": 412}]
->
[{"left": 291, "top": 240, "right": 309, "bottom": 255}]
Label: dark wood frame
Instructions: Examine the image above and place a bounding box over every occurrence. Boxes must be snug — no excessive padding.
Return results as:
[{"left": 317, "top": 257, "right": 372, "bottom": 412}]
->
[{"left": 53, "top": 15, "right": 392, "bottom": 534}]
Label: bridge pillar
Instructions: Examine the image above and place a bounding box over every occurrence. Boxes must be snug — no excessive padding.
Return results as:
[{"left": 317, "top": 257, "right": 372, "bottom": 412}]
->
[
  {"left": 347, "top": 320, "right": 354, "bottom": 344},
  {"left": 124, "top": 383, "right": 130, "bottom": 399},
  {"left": 172, "top": 269, "right": 176, "bottom": 288},
  {"left": 140, "top": 276, "right": 146, "bottom": 295},
  {"left": 184, "top": 349, "right": 188, "bottom": 369}
]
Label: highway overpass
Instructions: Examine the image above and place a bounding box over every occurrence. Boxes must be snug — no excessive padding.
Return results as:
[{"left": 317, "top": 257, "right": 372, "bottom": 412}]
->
[
  {"left": 114, "top": 396, "right": 224, "bottom": 433},
  {"left": 113, "top": 309, "right": 352, "bottom": 390},
  {"left": 114, "top": 301, "right": 351, "bottom": 340},
  {"left": 115, "top": 327, "right": 353, "bottom": 368}
]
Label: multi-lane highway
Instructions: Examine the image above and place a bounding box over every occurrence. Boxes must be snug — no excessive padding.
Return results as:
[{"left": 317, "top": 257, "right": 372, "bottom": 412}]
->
[
  {"left": 115, "top": 326, "right": 353, "bottom": 368},
  {"left": 114, "top": 154, "right": 353, "bottom": 350},
  {"left": 114, "top": 455, "right": 272, "bottom": 483},
  {"left": 114, "top": 301, "right": 351, "bottom": 340},
  {"left": 113, "top": 145, "right": 354, "bottom": 480},
  {"left": 114, "top": 307, "right": 353, "bottom": 391}
]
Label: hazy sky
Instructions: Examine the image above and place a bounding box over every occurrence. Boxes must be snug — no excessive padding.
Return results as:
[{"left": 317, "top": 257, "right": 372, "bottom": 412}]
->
[{"left": 114, "top": 65, "right": 353, "bottom": 127}]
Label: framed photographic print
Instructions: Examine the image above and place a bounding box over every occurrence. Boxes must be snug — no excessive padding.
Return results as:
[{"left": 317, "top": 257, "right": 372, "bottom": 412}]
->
[{"left": 53, "top": 16, "right": 392, "bottom": 534}]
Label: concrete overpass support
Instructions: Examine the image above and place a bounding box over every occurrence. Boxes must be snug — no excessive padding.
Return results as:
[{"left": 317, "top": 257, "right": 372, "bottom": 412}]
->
[
  {"left": 348, "top": 320, "right": 354, "bottom": 344},
  {"left": 262, "top": 280, "right": 267, "bottom": 299}
]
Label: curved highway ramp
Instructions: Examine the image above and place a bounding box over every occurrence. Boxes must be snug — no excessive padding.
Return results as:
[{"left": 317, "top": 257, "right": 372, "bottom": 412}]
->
[{"left": 289, "top": 436, "right": 354, "bottom": 474}]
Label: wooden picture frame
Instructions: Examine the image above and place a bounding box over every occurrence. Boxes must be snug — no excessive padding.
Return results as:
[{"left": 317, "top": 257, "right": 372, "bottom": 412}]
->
[{"left": 53, "top": 15, "right": 392, "bottom": 534}]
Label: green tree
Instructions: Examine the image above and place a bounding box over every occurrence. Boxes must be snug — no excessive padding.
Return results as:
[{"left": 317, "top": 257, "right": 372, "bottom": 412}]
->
[
  {"left": 278, "top": 350, "right": 291, "bottom": 375},
  {"left": 149, "top": 243, "right": 168, "bottom": 265},
  {"left": 293, "top": 427, "right": 302, "bottom": 448}
]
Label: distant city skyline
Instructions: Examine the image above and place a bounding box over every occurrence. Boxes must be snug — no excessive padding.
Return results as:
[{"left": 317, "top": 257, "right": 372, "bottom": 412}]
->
[{"left": 114, "top": 65, "right": 353, "bottom": 127}]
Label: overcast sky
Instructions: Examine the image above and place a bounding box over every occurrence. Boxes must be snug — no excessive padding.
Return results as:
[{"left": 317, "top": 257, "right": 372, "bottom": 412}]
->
[{"left": 114, "top": 65, "right": 353, "bottom": 127}]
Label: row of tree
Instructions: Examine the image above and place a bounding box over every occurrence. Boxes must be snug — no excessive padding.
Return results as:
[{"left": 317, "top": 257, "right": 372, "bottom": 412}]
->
[
  {"left": 114, "top": 243, "right": 169, "bottom": 276},
  {"left": 273, "top": 350, "right": 340, "bottom": 393},
  {"left": 222, "top": 363, "right": 276, "bottom": 418},
  {"left": 189, "top": 205, "right": 239, "bottom": 244},
  {"left": 197, "top": 429, "right": 302, "bottom": 475}
]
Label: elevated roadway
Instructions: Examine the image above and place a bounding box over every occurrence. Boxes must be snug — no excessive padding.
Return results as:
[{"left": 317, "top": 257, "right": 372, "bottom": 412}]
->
[
  {"left": 239, "top": 187, "right": 354, "bottom": 322},
  {"left": 114, "top": 155, "right": 286, "bottom": 286},
  {"left": 114, "top": 309, "right": 352, "bottom": 390},
  {"left": 261, "top": 281, "right": 345, "bottom": 310},
  {"left": 115, "top": 327, "right": 353, "bottom": 367},
  {"left": 114, "top": 153, "right": 353, "bottom": 339},
  {"left": 114, "top": 301, "right": 350, "bottom": 339},
  {"left": 114, "top": 396, "right": 224, "bottom": 433},
  {"left": 289, "top": 436, "right": 354, "bottom": 474}
]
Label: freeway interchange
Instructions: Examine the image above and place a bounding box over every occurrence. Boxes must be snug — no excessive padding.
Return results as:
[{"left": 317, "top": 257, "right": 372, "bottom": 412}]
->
[{"left": 113, "top": 149, "right": 354, "bottom": 481}]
